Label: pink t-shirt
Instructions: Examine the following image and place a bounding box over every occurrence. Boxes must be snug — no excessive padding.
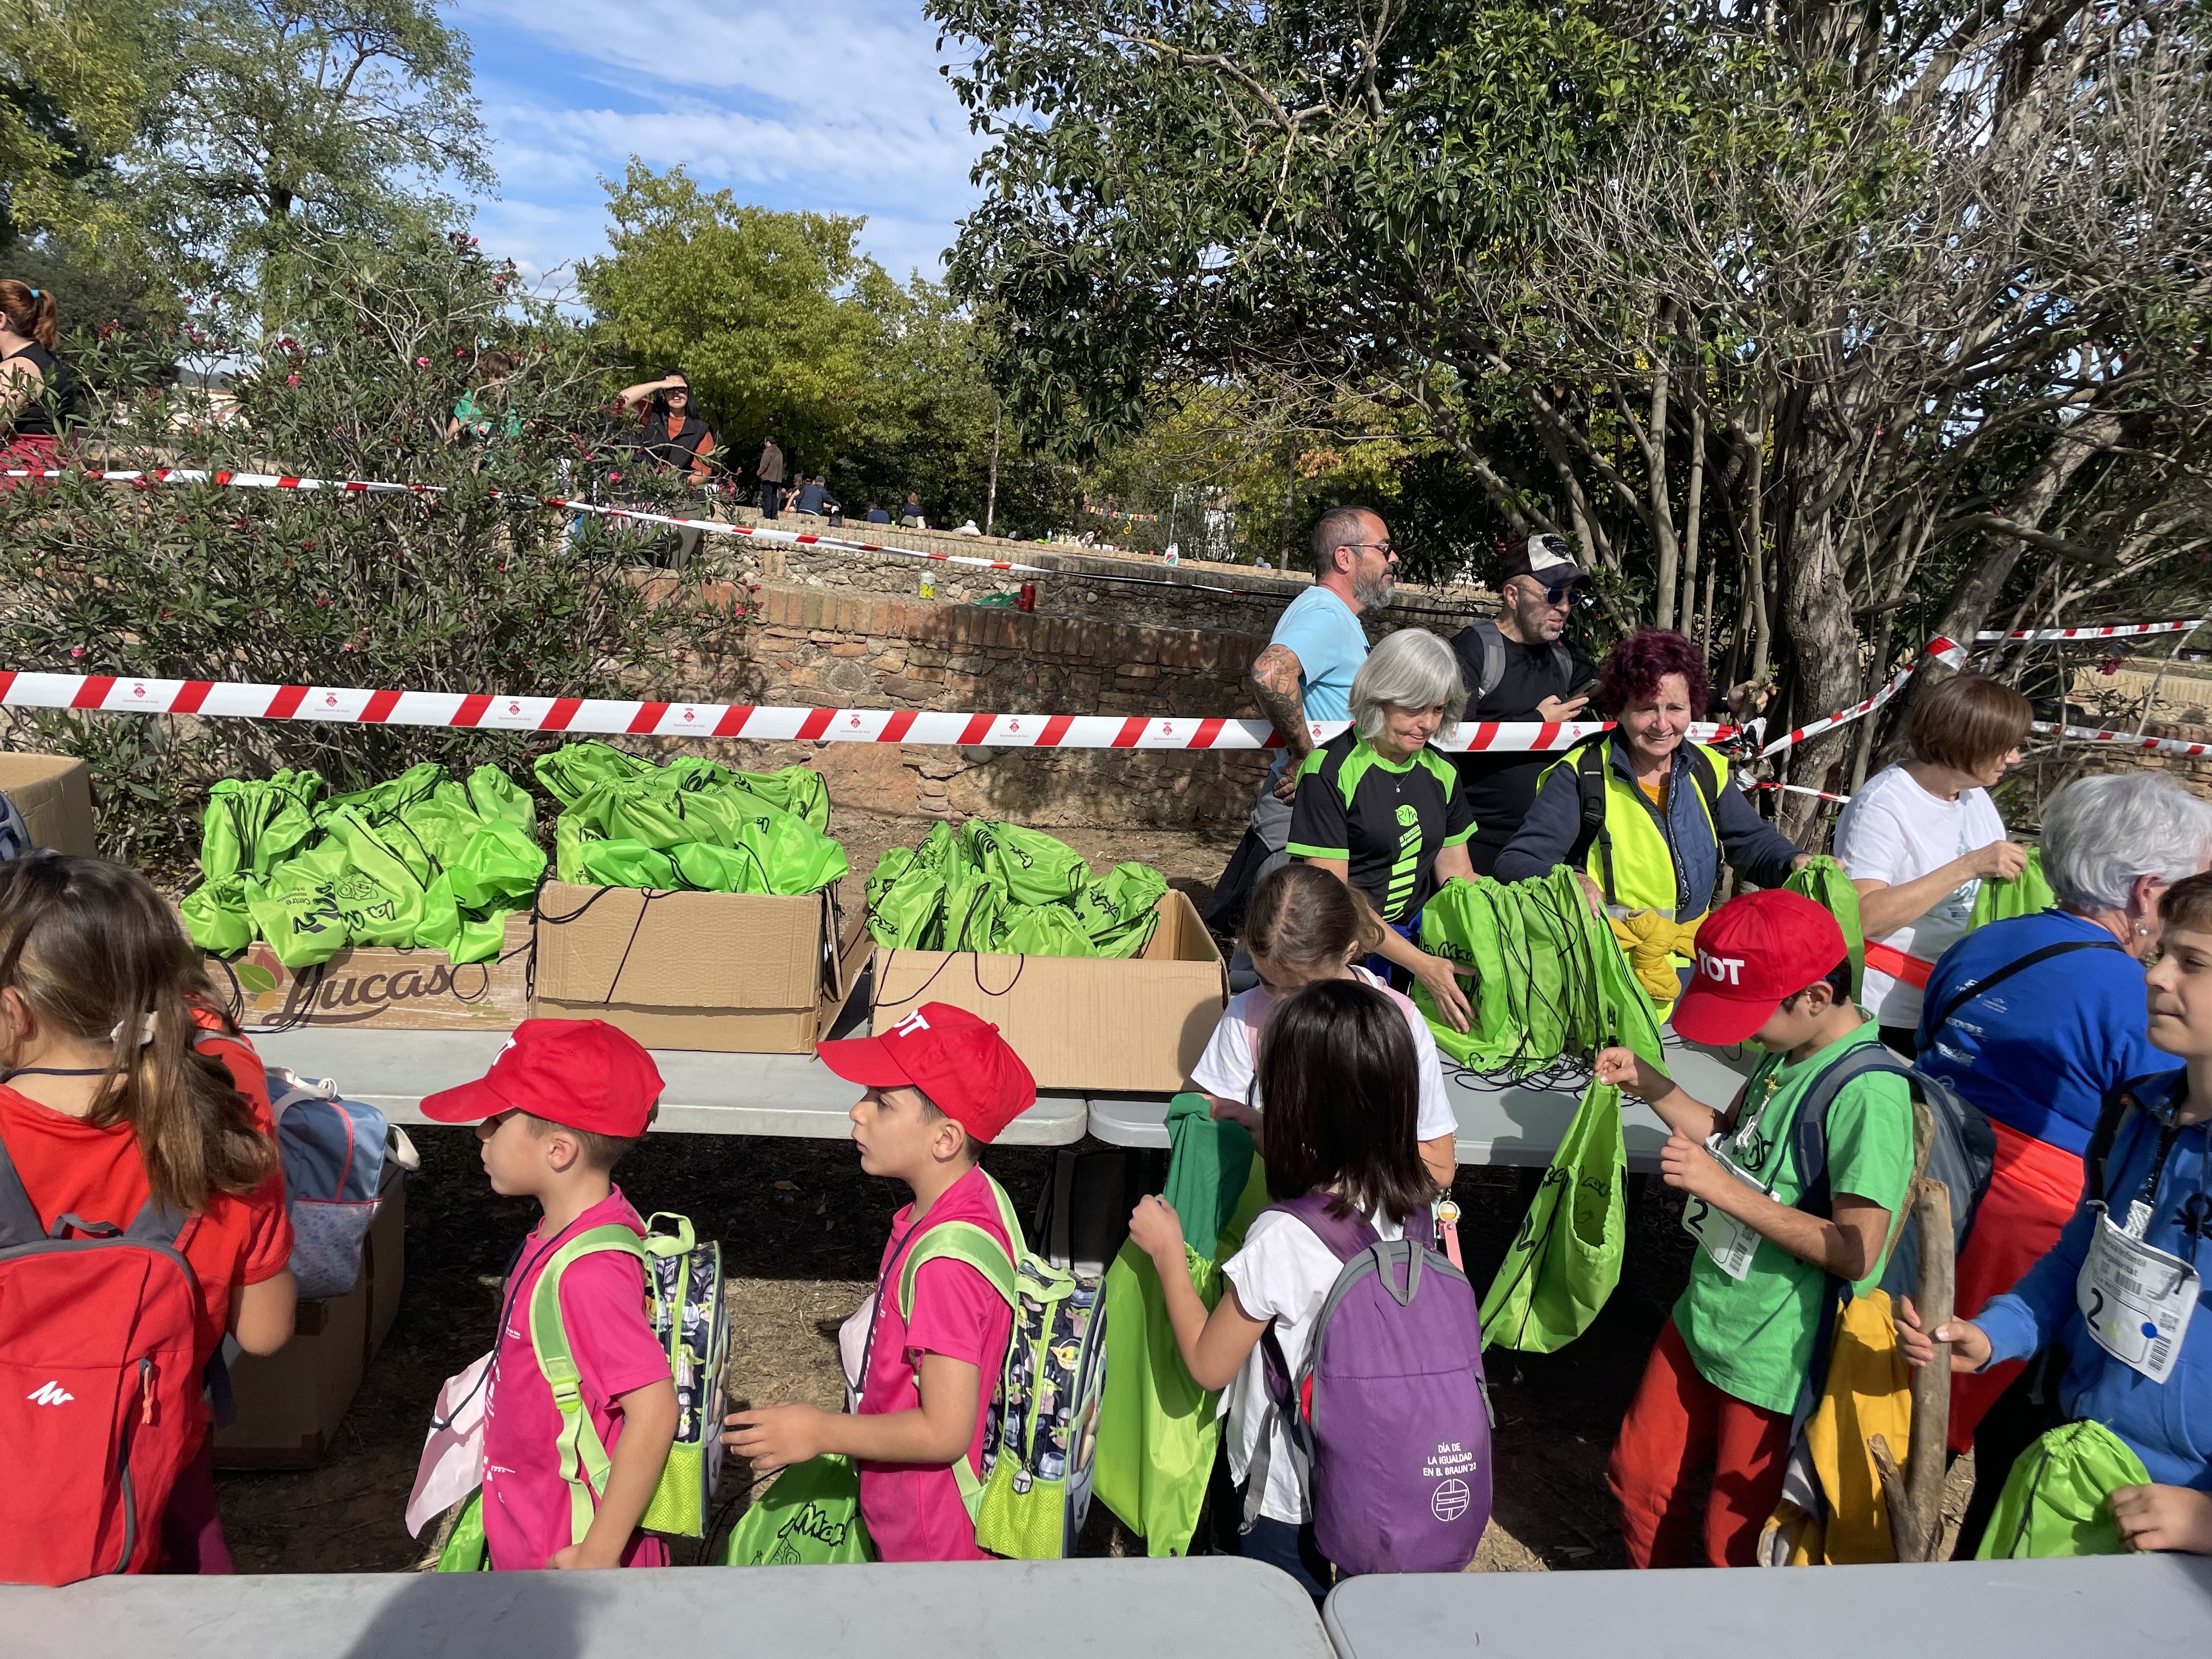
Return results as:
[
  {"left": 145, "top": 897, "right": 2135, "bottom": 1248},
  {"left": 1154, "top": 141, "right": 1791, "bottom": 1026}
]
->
[
  {"left": 481, "top": 1187, "right": 674, "bottom": 1570},
  {"left": 856, "top": 1165, "right": 1016, "bottom": 1562}
]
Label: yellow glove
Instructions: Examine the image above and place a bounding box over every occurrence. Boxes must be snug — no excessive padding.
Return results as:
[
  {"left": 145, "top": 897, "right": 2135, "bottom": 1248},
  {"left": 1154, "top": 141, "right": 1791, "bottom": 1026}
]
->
[{"left": 1608, "top": 910, "right": 1706, "bottom": 1005}]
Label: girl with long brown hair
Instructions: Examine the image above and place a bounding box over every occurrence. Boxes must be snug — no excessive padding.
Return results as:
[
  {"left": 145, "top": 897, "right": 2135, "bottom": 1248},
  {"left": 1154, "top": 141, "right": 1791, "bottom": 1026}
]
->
[
  {"left": 0, "top": 853, "right": 295, "bottom": 1570},
  {"left": 0, "top": 279, "right": 64, "bottom": 486}
]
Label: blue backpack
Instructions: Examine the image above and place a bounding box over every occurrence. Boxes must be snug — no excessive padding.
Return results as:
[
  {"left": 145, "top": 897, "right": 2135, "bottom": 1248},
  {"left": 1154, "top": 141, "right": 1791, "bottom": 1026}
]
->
[
  {"left": 264, "top": 1068, "right": 416, "bottom": 1299},
  {"left": 0, "top": 792, "right": 34, "bottom": 861}
]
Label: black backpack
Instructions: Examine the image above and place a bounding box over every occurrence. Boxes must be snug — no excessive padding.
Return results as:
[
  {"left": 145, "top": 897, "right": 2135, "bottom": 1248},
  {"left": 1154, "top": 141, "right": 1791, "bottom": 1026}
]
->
[{"left": 2081, "top": 1071, "right": 2186, "bottom": 1206}]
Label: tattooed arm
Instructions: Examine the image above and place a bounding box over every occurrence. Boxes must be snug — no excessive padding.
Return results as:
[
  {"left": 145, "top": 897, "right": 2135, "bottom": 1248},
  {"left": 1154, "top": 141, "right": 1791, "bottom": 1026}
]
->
[{"left": 1250, "top": 643, "right": 1310, "bottom": 802}]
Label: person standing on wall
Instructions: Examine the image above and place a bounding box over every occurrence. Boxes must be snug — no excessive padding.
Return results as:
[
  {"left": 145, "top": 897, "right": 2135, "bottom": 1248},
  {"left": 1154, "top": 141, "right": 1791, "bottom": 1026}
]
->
[
  {"left": 0, "top": 280, "right": 66, "bottom": 487},
  {"left": 756, "top": 433, "right": 786, "bottom": 518},
  {"left": 1201, "top": 506, "right": 1396, "bottom": 955},
  {"left": 1448, "top": 533, "right": 1600, "bottom": 875}
]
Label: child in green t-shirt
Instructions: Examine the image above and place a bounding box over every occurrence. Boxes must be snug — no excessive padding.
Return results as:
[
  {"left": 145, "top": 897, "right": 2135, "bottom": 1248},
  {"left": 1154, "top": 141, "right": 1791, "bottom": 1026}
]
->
[{"left": 1594, "top": 888, "right": 1915, "bottom": 1567}]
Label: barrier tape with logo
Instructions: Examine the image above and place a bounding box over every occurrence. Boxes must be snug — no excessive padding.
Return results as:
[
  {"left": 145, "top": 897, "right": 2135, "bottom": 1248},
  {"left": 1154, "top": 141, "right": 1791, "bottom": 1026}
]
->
[
  {"left": 1976, "top": 618, "right": 2205, "bottom": 643},
  {"left": 0, "top": 670, "right": 1740, "bottom": 752}
]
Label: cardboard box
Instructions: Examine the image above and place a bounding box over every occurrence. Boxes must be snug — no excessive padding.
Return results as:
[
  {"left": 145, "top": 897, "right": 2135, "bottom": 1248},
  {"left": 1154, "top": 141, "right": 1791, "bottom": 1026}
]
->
[
  {"left": 214, "top": 1163, "right": 405, "bottom": 1470},
  {"left": 868, "top": 891, "right": 1227, "bottom": 1092},
  {"left": 0, "top": 751, "right": 96, "bottom": 856},
  {"left": 203, "top": 911, "right": 533, "bottom": 1032},
  {"left": 532, "top": 882, "right": 871, "bottom": 1052}
]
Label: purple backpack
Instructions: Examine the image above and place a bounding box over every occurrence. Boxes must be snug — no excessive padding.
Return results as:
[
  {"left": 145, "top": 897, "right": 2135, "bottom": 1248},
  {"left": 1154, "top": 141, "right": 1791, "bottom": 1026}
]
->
[{"left": 1243, "top": 1192, "right": 1492, "bottom": 1576}]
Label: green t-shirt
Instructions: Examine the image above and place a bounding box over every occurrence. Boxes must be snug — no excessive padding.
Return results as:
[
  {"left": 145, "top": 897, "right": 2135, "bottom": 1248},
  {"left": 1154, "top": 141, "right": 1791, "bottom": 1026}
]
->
[
  {"left": 1673, "top": 1020, "right": 1915, "bottom": 1415},
  {"left": 454, "top": 389, "right": 522, "bottom": 439}
]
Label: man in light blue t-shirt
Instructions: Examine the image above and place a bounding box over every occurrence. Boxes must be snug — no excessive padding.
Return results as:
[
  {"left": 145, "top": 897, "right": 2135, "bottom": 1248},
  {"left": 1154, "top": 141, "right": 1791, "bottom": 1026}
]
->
[{"left": 1205, "top": 505, "right": 1397, "bottom": 938}]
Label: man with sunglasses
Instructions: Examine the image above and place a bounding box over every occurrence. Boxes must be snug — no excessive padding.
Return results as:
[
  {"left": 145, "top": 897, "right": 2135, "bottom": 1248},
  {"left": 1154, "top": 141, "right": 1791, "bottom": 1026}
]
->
[
  {"left": 1204, "top": 506, "right": 1395, "bottom": 947},
  {"left": 1448, "top": 533, "right": 1601, "bottom": 875}
]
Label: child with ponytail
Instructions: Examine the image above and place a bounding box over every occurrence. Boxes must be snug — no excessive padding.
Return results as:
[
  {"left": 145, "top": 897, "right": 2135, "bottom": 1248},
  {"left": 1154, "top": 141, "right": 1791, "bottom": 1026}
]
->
[{"left": 0, "top": 853, "right": 295, "bottom": 1575}]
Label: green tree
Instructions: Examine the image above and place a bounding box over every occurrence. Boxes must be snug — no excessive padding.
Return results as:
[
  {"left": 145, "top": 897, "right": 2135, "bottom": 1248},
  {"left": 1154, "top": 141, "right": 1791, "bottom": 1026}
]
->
[
  {"left": 134, "top": 0, "right": 488, "bottom": 289},
  {"left": 581, "top": 163, "right": 882, "bottom": 471},
  {"left": 0, "top": 0, "right": 165, "bottom": 251}
]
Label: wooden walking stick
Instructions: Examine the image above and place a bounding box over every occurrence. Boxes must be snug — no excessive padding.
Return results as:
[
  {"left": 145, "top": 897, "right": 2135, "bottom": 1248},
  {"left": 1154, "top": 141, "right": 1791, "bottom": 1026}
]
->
[{"left": 1871, "top": 1099, "right": 1955, "bottom": 1561}]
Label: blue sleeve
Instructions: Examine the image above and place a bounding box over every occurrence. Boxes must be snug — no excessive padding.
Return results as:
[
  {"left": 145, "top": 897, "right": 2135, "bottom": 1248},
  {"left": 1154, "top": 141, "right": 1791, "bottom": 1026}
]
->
[
  {"left": 1714, "top": 782, "right": 1803, "bottom": 889},
  {"left": 1977, "top": 1198, "right": 2097, "bottom": 1365},
  {"left": 1268, "top": 597, "right": 1338, "bottom": 673},
  {"left": 1494, "top": 764, "right": 1585, "bottom": 882}
]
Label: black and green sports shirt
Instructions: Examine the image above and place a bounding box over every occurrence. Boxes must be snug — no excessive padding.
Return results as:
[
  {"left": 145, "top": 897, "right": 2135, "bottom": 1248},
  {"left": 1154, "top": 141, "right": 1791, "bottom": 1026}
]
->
[{"left": 1286, "top": 729, "right": 1477, "bottom": 923}]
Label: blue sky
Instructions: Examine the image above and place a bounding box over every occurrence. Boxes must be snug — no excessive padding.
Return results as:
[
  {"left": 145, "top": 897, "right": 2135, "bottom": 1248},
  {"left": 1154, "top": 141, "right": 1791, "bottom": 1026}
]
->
[{"left": 450, "top": 0, "right": 989, "bottom": 289}]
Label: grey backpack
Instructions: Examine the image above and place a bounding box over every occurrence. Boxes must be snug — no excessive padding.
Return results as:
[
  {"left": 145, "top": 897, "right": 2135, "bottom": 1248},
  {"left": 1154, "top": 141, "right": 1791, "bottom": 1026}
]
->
[{"left": 1457, "top": 618, "right": 1572, "bottom": 704}]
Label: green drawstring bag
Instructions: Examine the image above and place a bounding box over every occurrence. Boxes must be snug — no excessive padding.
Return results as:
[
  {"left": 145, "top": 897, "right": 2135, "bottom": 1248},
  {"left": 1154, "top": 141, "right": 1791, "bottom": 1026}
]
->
[
  {"left": 1970, "top": 849, "right": 2057, "bottom": 932},
  {"left": 183, "top": 771, "right": 326, "bottom": 952},
  {"left": 319, "top": 760, "right": 445, "bottom": 825},
  {"left": 180, "top": 876, "right": 256, "bottom": 956},
  {"left": 1479, "top": 1079, "right": 1628, "bottom": 1352},
  {"left": 732, "top": 806, "right": 850, "bottom": 895},
  {"left": 722, "top": 764, "right": 832, "bottom": 833},
  {"left": 577, "top": 838, "right": 687, "bottom": 890},
  {"left": 445, "top": 819, "right": 548, "bottom": 912},
  {"left": 433, "top": 1492, "right": 490, "bottom": 1572},
  {"left": 719, "top": 1454, "right": 874, "bottom": 1566},
  {"left": 1096, "top": 1096, "right": 1269, "bottom": 1556},
  {"left": 466, "top": 764, "right": 538, "bottom": 833},
  {"left": 1417, "top": 881, "right": 1515, "bottom": 1066},
  {"left": 533, "top": 740, "right": 659, "bottom": 807},
  {"left": 1787, "top": 854, "right": 1865, "bottom": 1001},
  {"left": 912, "top": 819, "right": 961, "bottom": 873},
  {"left": 996, "top": 902, "right": 1098, "bottom": 958},
  {"left": 320, "top": 809, "right": 431, "bottom": 948},
  {"left": 1976, "top": 1420, "right": 2151, "bottom": 1559},
  {"left": 938, "top": 869, "right": 1009, "bottom": 952},
  {"left": 1078, "top": 862, "right": 1169, "bottom": 957},
  {"left": 958, "top": 820, "right": 1092, "bottom": 906},
  {"left": 867, "top": 862, "right": 949, "bottom": 949}
]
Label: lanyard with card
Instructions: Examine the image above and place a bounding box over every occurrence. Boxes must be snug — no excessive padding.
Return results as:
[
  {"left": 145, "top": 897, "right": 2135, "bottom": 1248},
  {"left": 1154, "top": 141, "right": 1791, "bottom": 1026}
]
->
[
  {"left": 2076, "top": 1201, "right": 2198, "bottom": 1384},
  {"left": 1681, "top": 1066, "right": 1786, "bottom": 1281}
]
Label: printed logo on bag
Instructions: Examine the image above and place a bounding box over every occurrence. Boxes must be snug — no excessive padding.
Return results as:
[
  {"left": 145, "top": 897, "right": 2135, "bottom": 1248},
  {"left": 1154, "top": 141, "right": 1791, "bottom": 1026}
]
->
[
  {"left": 1420, "top": 1439, "right": 1480, "bottom": 1523},
  {"left": 1431, "top": 1478, "right": 1470, "bottom": 1523},
  {"left": 1699, "top": 950, "right": 1746, "bottom": 985},
  {"left": 894, "top": 1009, "right": 933, "bottom": 1036},
  {"left": 25, "top": 1381, "right": 75, "bottom": 1406}
]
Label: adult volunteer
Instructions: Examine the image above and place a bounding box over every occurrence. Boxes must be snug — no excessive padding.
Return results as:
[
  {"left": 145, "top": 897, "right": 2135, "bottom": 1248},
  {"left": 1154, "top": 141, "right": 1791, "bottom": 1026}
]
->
[
  {"left": 1916, "top": 772, "right": 2210, "bottom": 1547},
  {"left": 1448, "top": 533, "right": 1600, "bottom": 874},
  {"left": 1288, "top": 627, "right": 1477, "bottom": 1030},
  {"left": 1833, "top": 673, "right": 2033, "bottom": 1051},
  {"left": 1497, "top": 627, "right": 1808, "bottom": 951},
  {"left": 1204, "top": 506, "right": 1393, "bottom": 940}
]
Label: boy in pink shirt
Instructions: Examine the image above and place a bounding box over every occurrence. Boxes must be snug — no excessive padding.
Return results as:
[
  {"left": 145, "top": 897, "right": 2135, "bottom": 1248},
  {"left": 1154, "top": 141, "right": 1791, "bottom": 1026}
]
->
[
  {"left": 726, "top": 1003, "right": 1035, "bottom": 1560},
  {"left": 423, "top": 1019, "right": 679, "bottom": 1570}
]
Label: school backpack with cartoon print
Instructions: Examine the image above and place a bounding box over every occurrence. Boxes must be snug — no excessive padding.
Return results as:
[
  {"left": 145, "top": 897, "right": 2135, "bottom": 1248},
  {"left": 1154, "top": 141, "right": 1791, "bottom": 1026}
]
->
[
  {"left": 1242, "top": 1192, "right": 1493, "bottom": 1577},
  {"left": 0, "top": 1132, "right": 205, "bottom": 1584},
  {"left": 533, "top": 1211, "right": 729, "bottom": 1542},
  {"left": 898, "top": 1169, "right": 1109, "bottom": 1559}
]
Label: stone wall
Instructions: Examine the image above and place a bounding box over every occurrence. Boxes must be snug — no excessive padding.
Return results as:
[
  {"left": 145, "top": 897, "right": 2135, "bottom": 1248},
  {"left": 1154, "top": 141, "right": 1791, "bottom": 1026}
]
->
[{"left": 670, "top": 581, "right": 1275, "bottom": 827}]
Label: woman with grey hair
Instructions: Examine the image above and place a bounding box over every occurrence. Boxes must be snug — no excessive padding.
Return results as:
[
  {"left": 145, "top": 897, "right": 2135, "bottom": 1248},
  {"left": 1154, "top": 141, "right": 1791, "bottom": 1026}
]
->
[
  {"left": 1288, "top": 627, "right": 1480, "bottom": 1029},
  {"left": 1915, "top": 769, "right": 2212, "bottom": 1549}
]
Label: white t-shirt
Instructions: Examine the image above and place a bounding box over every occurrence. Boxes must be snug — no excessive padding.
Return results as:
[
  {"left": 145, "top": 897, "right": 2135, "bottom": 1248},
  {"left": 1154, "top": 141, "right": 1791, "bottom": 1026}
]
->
[
  {"left": 1189, "top": 966, "right": 1458, "bottom": 1145},
  {"left": 1221, "top": 1202, "right": 1406, "bottom": 1524},
  {"left": 1832, "top": 762, "right": 2008, "bottom": 1028}
]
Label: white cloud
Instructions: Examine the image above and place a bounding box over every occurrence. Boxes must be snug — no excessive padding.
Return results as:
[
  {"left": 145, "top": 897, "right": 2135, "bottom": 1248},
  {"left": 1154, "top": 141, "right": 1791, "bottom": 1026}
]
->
[{"left": 454, "top": 0, "right": 986, "bottom": 284}]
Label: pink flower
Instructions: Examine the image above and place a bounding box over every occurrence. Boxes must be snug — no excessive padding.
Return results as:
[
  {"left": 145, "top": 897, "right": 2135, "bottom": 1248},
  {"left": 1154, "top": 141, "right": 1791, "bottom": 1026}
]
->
[
  {"left": 415, "top": 356, "right": 431, "bottom": 368},
  {"left": 69, "top": 646, "right": 86, "bottom": 658},
  {"left": 286, "top": 374, "right": 300, "bottom": 387}
]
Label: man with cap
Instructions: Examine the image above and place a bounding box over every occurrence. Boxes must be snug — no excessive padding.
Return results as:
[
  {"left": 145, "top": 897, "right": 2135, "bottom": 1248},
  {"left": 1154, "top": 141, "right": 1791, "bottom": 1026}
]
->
[
  {"left": 1447, "top": 532, "right": 1602, "bottom": 874},
  {"left": 1592, "top": 891, "right": 1916, "bottom": 1567},
  {"left": 724, "top": 1003, "right": 1037, "bottom": 1561},
  {"left": 420, "top": 1019, "right": 679, "bottom": 1570}
]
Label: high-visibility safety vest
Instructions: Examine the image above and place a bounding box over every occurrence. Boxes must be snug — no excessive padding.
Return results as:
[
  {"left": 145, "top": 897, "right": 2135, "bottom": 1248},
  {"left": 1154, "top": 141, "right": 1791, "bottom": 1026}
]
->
[{"left": 1541, "top": 735, "right": 1727, "bottom": 922}]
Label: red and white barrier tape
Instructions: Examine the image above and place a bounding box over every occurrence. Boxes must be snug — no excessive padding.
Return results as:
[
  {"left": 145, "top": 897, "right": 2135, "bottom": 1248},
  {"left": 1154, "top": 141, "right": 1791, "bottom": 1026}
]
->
[
  {"left": 1748, "top": 782, "right": 1854, "bottom": 805},
  {"left": 2031, "top": 722, "right": 2212, "bottom": 759},
  {"left": 0, "top": 670, "right": 1734, "bottom": 752},
  {"left": 1977, "top": 618, "right": 2204, "bottom": 643},
  {"left": 1757, "top": 638, "right": 1967, "bottom": 758}
]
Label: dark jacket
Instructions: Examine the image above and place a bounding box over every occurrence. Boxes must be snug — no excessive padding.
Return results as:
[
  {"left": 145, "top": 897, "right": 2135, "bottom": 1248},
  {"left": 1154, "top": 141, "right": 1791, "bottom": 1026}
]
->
[
  {"left": 757, "top": 441, "right": 786, "bottom": 484},
  {"left": 1493, "top": 732, "right": 1801, "bottom": 913}
]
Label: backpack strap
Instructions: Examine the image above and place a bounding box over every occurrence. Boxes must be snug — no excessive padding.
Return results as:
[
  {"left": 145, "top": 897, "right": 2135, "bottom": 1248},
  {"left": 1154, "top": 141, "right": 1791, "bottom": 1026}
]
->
[
  {"left": 1561, "top": 736, "right": 1619, "bottom": 905},
  {"left": 1786, "top": 1042, "right": 1915, "bottom": 1222},
  {"left": 1463, "top": 619, "right": 1506, "bottom": 703},
  {"left": 0, "top": 1128, "right": 48, "bottom": 1248},
  {"left": 527, "top": 1223, "right": 650, "bottom": 1550},
  {"left": 1683, "top": 744, "right": 1723, "bottom": 831},
  {"left": 2083, "top": 1074, "right": 2175, "bottom": 1206},
  {"left": 1927, "top": 938, "right": 2124, "bottom": 1036}
]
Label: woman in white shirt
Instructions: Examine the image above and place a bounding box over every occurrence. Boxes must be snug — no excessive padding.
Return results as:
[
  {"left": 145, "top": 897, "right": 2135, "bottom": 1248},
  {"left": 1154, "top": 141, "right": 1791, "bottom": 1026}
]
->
[
  {"left": 1833, "top": 673, "right": 2033, "bottom": 1050},
  {"left": 1190, "top": 861, "right": 1458, "bottom": 1189}
]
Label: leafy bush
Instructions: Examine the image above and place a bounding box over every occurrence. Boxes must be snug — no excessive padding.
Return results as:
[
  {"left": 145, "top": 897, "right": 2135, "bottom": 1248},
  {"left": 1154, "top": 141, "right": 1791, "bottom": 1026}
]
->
[{"left": 0, "top": 229, "right": 748, "bottom": 879}]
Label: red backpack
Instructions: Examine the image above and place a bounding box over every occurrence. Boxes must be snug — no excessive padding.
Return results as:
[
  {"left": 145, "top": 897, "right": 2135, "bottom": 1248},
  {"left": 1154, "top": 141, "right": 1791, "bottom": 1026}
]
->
[{"left": 0, "top": 1130, "right": 205, "bottom": 1584}]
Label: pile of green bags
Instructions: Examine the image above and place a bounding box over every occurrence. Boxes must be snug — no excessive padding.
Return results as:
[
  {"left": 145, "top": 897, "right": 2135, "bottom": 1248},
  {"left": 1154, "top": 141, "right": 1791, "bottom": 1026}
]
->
[
  {"left": 1413, "top": 866, "right": 1667, "bottom": 1072},
  {"left": 535, "top": 742, "right": 847, "bottom": 897},
  {"left": 864, "top": 820, "right": 1169, "bottom": 958},
  {"left": 180, "top": 763, "right": 546, "bottom": 967}
]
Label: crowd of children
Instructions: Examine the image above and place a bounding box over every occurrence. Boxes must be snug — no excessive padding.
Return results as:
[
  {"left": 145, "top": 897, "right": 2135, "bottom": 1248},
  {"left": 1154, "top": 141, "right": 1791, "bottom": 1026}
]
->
[{"left": 4, "top": 819, "right": 2210, "bottom": 1589}]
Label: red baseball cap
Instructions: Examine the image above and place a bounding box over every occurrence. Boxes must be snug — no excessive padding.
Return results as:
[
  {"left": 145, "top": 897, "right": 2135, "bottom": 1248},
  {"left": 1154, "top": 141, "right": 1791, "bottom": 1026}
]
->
[
  {"left": 421, "top": 1018, "right": 665, "bottom": 1137},
  {"left": 1671, "top": 890, "right": 1851, "bottom": 1047},
  {"left": 817, "top": 1002, "right": 1036, "bottom": 1145}
]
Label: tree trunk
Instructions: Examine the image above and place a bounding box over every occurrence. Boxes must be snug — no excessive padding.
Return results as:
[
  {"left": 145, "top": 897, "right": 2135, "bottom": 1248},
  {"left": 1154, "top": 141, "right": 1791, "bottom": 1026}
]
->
[
  {"left": 1675, "top": 403, "right": 1706, "bottom": 637},
  {"left": 984, "top": 408, "right": 1001, "bottom": 535},
  {"left": 1277, "top": 444, "right": 1299, "bottom": 566},
  {"left": 1872, "top": 1160, "right": 1955, "bottom": 1563}
]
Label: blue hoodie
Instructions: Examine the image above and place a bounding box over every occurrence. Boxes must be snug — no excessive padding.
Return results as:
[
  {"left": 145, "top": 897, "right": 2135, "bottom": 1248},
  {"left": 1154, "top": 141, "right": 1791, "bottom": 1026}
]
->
[{"left": 1977, "top": 1070, "right": 2212, "bottom": 1488}]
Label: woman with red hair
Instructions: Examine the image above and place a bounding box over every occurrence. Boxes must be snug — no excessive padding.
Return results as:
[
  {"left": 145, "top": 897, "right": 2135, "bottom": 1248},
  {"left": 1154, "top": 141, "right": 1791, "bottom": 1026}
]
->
[
  {"left": 0, "top": 279, "right": 63, "bottom": 488},
  {"left": 1497, "top": 628, "right": 1807, "bottom": 955}
]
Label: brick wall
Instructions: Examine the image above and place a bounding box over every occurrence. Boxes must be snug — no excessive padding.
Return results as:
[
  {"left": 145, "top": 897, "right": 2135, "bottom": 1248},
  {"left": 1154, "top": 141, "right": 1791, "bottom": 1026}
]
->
[{"left": 669, "top": 582, "right": 1275, "bottom": 827}]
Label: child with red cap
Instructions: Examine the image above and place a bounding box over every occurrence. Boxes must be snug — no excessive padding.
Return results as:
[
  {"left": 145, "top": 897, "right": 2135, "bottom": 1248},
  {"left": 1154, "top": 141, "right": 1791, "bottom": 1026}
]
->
[
  {"left": 725, "top": 1002, "right": 1036, "bottom": 1561},
  {"left": 420, "top": 1018, "right": 679, "bottom": 1570},
  {"left": 1592, "top": 889, "right": 1915, "bottom": 1567}
]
